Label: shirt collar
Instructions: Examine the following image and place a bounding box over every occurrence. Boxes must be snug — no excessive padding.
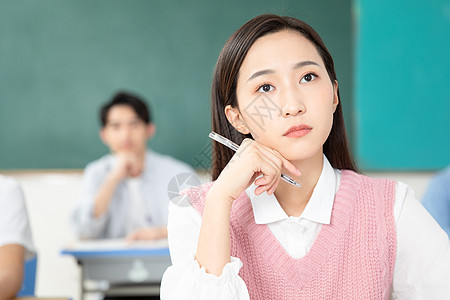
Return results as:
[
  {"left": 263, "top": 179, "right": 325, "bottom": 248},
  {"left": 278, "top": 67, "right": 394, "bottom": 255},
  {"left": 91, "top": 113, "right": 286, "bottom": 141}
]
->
[{"left": 246, "top": 154, "right": 338, "bottom": 225}]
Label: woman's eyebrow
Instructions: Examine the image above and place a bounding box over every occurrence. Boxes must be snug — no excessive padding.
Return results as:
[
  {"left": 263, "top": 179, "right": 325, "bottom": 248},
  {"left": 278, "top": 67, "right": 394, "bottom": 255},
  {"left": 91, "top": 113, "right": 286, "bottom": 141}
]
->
[
  {"left": 247, "top": 60, "right": 321, "bottom": 82},
  {"left": 293, "top": 60, "right": 320, "bottom": 70},
  {"left": 247, "top": 69, "right": 275, "bottom": 82}
]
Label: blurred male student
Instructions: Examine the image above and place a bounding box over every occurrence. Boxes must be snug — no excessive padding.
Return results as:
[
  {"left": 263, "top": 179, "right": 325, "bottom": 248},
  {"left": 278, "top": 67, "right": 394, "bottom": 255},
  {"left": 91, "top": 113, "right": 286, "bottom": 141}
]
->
[
  {"left": 72, "top": 92, "right": 194, "bottom": 240},
  {"left": 0, "top": 175, "right": 35, "bottom": 299},
  {"left": 422, "top": 166, "right": 450, "bottom": 236}
]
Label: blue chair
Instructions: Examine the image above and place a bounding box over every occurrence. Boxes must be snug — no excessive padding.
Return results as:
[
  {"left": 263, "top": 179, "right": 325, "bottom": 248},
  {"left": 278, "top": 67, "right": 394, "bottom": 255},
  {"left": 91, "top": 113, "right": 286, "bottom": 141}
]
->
[{"left": 17, "top": 255, "right": 37, "bottom": 296}]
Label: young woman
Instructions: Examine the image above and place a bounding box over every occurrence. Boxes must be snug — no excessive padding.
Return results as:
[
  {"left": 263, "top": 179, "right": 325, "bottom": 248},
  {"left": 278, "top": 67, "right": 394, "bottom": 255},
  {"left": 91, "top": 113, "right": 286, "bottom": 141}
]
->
[{"left": 161, "top": 14, "right": 450, "bottom": 299}]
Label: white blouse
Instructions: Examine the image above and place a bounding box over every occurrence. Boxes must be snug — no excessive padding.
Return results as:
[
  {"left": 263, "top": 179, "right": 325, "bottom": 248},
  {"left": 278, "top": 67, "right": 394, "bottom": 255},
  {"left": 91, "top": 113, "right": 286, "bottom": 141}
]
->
[{"left": 160, "top": 157, "right": 450, "bottom": 299}]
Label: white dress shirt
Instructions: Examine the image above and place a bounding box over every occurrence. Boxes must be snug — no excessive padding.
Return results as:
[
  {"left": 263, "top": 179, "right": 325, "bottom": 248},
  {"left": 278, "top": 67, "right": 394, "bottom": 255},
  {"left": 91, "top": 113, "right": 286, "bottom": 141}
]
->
[
  {"left": 126, "top": 177, "right": 148, "bottom": 233},
  {"left": 71, "top": 149, "right": 195, "bottom": 239},
  {"left": 0, "top": 175, "right": 35, "bottom": 260},
  {"left": 161, "top": 156, "right": 450, "bottom": 300}
]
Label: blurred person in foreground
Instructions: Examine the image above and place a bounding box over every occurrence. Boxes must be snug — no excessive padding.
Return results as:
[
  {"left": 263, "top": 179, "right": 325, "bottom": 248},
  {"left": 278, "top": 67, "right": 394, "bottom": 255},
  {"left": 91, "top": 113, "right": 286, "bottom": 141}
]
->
[
  {"left": 0, "top": 175, "right": 35, "bottom": 299},
  {"left": 422, "top": 166, "right": 450, "bottom": 237}
]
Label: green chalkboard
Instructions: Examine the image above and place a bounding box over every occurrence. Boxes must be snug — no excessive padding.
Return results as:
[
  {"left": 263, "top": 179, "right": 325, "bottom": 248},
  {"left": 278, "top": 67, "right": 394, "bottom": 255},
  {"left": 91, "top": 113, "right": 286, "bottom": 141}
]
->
[
  {"left": 355, "top": 0, "right": 450, "bottom": 170},
  {"left": 0, "top": 0, "right": 352, "bottom": 169}
]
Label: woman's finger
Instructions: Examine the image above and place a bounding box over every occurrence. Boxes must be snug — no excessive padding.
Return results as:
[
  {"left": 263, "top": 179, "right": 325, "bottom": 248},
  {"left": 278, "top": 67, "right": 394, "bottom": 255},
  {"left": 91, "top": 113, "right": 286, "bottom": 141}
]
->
[
  {"left": 239, "top": 140, "right": 285, "bottom": 195},
  {"left": 267, "top": 147, "right": 301, "bottom": 177},
  {"left": 250, "top": 140, "right": 301, "bottom": 177},
  {"left": 267, "top": 175, "right": 281, "bottom": 195},
  {"left": 251, "top": 153, "right": 280, "bottom": 195}
]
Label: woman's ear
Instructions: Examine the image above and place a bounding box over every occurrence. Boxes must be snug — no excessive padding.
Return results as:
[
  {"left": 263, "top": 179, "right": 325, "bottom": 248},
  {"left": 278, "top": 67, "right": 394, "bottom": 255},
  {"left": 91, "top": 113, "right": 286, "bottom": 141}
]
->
[
  {"left": 224, "top": 105, "right": 250, "bottom": 134},
  {"left": 332, "top": 80, "right": 339, "bottom": 112}
]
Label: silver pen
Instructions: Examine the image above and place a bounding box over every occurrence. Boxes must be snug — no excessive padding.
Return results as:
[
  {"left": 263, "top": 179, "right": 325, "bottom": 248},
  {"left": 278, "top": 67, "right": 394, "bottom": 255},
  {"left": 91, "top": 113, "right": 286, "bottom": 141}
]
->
[{"left": 209, "top": 132, "right": 302, "bottom": 188}]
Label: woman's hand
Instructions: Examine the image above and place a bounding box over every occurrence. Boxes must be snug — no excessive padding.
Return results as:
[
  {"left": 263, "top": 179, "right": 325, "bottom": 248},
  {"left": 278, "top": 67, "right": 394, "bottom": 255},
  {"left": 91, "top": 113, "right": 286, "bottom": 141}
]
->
[
  {"left": 195, "top": 138, "right": 301, "bottom": 276},
  {"left": 211, "top": 138, "right": 301, "bottom": 203}
]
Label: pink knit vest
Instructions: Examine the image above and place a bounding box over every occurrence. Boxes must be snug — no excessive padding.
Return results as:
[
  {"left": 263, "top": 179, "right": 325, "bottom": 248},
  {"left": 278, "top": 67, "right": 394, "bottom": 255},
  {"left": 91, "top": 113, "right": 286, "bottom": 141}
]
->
[{"left": 185, "top": 170, "right": 397, "bottom": 299}]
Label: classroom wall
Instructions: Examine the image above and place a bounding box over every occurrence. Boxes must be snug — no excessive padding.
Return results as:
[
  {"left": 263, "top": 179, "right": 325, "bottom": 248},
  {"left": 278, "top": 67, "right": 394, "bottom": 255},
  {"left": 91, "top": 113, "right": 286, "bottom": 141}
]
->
[
  {"left": 354, "top": 0, "right": 450, "bottom": 170},
  {"left": 1, "top": 1, "right": 448, "bottom": 299},
  {"left": 0, "top": 0, "right": 353, "bottom": 170}
]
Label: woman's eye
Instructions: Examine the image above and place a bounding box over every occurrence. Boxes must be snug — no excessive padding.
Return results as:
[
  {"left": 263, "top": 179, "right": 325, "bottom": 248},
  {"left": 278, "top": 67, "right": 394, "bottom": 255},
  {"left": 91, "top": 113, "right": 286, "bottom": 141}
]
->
[
  {"left": 257, "top": 84, "right": 274, "bottom": 93},
  {"left": 300, "top": 73, "right": 317, "bottom": 83}
]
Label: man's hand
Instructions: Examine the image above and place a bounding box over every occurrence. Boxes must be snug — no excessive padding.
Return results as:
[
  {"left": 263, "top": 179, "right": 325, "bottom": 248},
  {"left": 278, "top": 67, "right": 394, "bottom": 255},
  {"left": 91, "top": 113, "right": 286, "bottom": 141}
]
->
[
  {"left": 93, "top": 152, "right": 145, "bottom": 218},
  {"left": 111, "top": 152, "right": 145, "bottom": 180},
  {"left": 126, "top": 226, "right": 168, "bottom": 242}
]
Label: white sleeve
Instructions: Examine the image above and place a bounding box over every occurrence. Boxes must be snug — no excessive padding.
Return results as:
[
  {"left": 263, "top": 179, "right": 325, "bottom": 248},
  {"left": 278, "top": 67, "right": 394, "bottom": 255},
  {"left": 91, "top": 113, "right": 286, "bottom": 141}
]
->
[
  {"left": 71, "top": 165, "right": 109, "bottom": 239},
  {"left": 392, "top": 182, "right": 450, "bottom": 300},
  {"left": 0, "top": 176, "right": 35, "bottom": 260},
  {"left": 160, "top": 196, "right": 250, "bottom": 300}
]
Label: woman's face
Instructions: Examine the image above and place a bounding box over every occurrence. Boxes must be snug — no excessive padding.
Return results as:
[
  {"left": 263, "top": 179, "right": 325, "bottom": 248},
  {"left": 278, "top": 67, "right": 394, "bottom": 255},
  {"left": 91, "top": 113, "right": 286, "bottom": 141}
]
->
[{"left": 232, "top": 29, "right": 338, "bottom": 163}]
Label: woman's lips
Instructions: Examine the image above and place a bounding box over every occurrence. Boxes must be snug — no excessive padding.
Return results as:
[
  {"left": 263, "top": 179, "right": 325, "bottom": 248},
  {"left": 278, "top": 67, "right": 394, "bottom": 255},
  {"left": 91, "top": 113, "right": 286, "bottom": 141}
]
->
[{"left": 283, "top": 125, "right": 312, "bottom": 138}]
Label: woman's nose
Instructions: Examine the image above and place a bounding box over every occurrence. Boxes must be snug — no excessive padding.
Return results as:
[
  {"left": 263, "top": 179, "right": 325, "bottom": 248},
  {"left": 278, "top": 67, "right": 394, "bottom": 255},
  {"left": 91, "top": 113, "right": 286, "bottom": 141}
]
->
[{"left": 280, "top": 87, "right": 306, "bottom": 117}]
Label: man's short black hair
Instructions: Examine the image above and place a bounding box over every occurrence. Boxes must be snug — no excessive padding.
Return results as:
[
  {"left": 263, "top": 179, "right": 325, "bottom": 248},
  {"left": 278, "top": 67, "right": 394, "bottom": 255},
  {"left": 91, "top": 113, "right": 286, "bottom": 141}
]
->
[{"left": 100, "top": 91, "right": 152, "bottom": 127}]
